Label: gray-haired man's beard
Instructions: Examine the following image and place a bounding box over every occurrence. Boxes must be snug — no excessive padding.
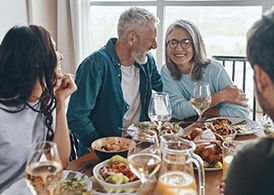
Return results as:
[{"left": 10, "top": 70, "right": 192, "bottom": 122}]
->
[{"left": 132, "top": 51, "right": 148, "bottom": 64}]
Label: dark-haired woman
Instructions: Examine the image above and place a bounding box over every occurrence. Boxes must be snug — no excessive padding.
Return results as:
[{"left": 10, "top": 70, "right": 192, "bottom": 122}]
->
[{"left": 0, "top": 25, "right": 77, "bottom": 192}]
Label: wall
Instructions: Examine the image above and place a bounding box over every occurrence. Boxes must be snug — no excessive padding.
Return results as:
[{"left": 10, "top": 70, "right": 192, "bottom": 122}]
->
[
  {"left": 0, "top": 1, "right": 72, "bottom": 73},
  {"left": 0, "top": 0, "right": 28, "bottom": 41},
  {"left": 29, "top": 0, "right": 57, "bottom": 40},
  {"left": 0, "top": 0, "right": 57, "bottom": 41}
]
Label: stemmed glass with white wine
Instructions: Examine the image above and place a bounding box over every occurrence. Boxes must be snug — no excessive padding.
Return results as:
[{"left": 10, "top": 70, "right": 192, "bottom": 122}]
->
[
  {"left": 25, "top": 141, "right": 63, "bottom": 195},
  {"left": 190, "top": 82, "right": 212, "bottom": 126},
  {"left": 127, "top": 130, "right": 162, "bottom": 185},
  {"left": 148, "top": 92, "right": 172, "bottom": 134}
]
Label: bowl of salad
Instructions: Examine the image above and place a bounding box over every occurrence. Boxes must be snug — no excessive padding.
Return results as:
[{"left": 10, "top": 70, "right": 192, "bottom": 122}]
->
[{"left": 93, "top": 155, "right": 141, "bottom": 188}]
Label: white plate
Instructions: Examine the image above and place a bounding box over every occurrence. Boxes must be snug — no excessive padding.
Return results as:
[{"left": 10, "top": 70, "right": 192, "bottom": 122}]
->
[
  {"left": 2, "top": 170, "right": 92, "bottom": 195},
  {"left": 128, "top": 121, "right": 184, "bottom": 135},
  {"left": 92, "top": 187, "right": 137, "bottom": 195},
  {"left": 62, "top": 170, "right": 92, "bottom": 190},
  {"left": 204, "top": 117, "right": 262, "bottom": 136}
]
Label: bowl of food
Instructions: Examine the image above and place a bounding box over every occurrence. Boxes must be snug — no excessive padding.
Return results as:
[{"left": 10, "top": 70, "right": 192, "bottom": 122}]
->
[
  {"left": 261, "top": 115, "right": 274, "bottom": 137},
  {"left": 204, "top": 118, "right": 237, "bottom": 140},
  {"left": 93, "top": 155, "right": 141, "bottom": 188},
  {"left": 91, "top": 137, "right": 136, "bottom": 161}
]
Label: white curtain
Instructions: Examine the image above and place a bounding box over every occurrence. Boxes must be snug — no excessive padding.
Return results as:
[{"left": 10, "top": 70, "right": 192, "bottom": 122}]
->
[{"left": 57, "top": 0, "right": 91, "bottom": 74}]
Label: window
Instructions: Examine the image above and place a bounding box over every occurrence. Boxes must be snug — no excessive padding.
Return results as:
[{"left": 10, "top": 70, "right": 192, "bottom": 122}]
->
[{"left": 89, "top": 0, "right": 273, "bottom": 67}]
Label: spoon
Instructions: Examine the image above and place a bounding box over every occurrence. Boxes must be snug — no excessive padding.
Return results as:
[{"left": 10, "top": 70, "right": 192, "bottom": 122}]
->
[
  {"left": 119, "top": 127, "right": 136, "bottom": 131},
  {"left": 119, "top": 127, "right": 137, "bottom": 137}
]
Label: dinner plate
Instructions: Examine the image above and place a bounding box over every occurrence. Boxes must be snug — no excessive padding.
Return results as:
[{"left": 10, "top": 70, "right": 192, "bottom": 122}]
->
[
  {"left": 92, "top": 187, "right": 138, "bottom": 195},
  {"left": 2, "top": 170, "right": 92, "bottom": 195},
  {"left": 128, "top": 121, "right": 184, "bottom": 135},
  {"left": 61, "top": 170, "right": 93, "bottom": 190},
  {"left": 204, "top": 117, "right": 262, "bottom": 136}
]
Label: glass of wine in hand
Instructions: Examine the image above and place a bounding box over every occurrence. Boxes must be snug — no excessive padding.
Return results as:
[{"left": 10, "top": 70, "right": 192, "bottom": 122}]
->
[
  {"left": 127, "top": 130, "right": 162, "bottom": 185},
  {"left": 148, "top": 92, "right": 172, "bottom": 134},
  {"left": 191, "top": 82, "right": 212, "bottom": 126},
  {"left": 25, "top": 141, "right": 63, "bottom": 195}
]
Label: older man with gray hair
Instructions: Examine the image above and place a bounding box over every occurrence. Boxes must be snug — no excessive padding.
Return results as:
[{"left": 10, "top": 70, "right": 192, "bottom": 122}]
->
[{"left": 67, "top": 7, "right": 162, "bottom": 156}]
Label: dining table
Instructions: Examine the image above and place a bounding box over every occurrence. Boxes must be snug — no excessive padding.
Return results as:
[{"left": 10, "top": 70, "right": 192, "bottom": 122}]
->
[{"left": 66, "top": 119, "right": 264, "bottom": 195}]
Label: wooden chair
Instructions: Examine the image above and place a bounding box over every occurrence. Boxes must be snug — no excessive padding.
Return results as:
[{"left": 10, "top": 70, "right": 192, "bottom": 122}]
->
[{"left": 212, "top": 55, "right": 258, "bottom": 121}]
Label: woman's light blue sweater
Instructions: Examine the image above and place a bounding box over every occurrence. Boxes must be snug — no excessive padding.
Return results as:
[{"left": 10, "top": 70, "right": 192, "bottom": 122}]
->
[{"left": 161, "top": 59, "right": 250, "bottom": 120}]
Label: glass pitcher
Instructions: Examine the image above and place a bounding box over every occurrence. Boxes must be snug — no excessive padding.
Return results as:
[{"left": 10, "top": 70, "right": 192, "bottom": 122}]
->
[{"left": 154, "top": 138, "right": 205, "bottom": 195}]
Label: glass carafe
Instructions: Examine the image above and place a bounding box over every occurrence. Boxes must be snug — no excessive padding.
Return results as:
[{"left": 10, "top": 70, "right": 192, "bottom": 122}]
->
[{"left": 154, "top": 138, "right": 205, "bottom": 195}]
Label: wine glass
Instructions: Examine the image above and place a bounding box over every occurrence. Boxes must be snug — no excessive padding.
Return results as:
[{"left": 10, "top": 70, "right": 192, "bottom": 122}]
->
[
  {"left": 148, "top": 92, "right": 172, "bottom": 133},
  {"left": 127, "top": 130, "right": 162, "bottom": 185},
  {"left": 25, "top": 141, "right": 63, "bottom": 195},
  {"left": 190, "top": 82, "right": 212, "bottom": 126}
]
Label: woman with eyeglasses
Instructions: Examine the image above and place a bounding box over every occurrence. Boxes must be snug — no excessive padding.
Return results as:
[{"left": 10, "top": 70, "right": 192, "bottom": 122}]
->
[{"left": 161, "top": 19, "right": 249, "bottom": 120}]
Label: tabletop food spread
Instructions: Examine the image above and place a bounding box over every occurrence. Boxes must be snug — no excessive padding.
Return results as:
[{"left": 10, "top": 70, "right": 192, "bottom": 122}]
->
[{"left": 4, "top": 117, "right": 264, "bottom": 195}]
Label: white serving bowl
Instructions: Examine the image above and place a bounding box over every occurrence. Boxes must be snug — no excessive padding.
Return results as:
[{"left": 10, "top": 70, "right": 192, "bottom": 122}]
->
[{"left": 93, "top": 159, "right": 141, "bottom": 188}]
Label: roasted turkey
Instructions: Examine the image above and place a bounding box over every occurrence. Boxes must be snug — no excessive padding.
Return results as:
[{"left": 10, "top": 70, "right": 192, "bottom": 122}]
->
[{"left": 184, "top": 128, "right": 224, "bottom": 168}]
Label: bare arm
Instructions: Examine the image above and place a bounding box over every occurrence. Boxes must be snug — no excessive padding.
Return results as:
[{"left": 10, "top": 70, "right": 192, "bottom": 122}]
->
[{"left": 53, "top": 74, "right": 77, "bottom": 167}]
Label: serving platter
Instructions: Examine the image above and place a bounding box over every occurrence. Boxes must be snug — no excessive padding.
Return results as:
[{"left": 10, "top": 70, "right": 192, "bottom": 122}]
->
[
  {"left": 204, "top": 117, "right": 262, "bottom": 136},
  {"left": 128, "top": 121, "right": 184, "bottom": 135}
]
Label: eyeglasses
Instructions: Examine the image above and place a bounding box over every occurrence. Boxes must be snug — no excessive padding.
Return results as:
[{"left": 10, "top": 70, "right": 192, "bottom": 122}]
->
[{"left": 167, "top": 39, "right": 193, "bottom": 49}]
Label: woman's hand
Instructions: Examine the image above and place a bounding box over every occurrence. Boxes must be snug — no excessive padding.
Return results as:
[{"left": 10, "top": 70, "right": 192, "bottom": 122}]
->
[
  {"left": 221, "top": 85, "right": 248, "bottom": 107},
  {"left": 55, "top": 73, "right": 77, "bottom": 108}
]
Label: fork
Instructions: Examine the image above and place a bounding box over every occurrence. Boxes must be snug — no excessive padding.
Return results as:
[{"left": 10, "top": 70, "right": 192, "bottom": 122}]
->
[
  {"left": 65, "top": 162, "right": 93, "bottom": 180},
  {"left": 65, "top": 171, "right": 77, "bottom": 180}
]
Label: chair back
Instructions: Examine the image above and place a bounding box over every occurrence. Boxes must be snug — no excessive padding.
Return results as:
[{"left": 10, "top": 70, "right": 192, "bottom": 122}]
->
[
  {"left": 69, "top": 130, "right": 78, "bottom": 161},
  {"left": 212, "top": 55, "right": 259, "bottom": 121}
]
